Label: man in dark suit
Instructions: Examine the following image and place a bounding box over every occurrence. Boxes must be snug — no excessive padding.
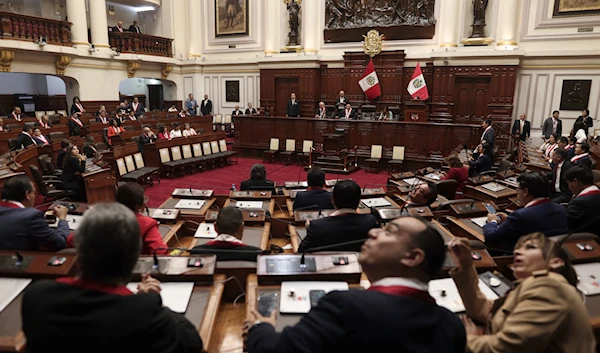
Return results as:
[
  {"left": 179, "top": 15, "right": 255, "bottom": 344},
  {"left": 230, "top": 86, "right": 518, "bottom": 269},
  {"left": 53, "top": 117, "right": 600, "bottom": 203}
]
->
[
  {"left": 483, "top": 172, "right": 567, "bottom": 250},
  {"left": 565, "top": 166, "right": 600, "bottom": 235},
  {"left": 35, "top": 115, "right": 52, "bottom": 129},
  {"left": 129, "top": 97, "right": 145, "bottom": 117},
  {"left": 293, "top": 167, "right": 334, "bottom": 211},
  {"left": 286, "top": 92, "right": 300, "bottom": 117},
  {"left": 245, "top": 103, "right": 257, "bottom": 115},
  {"left": 570, "top": 142, "right": 592, "bottom": 169},
  {"left": 315, "top": 101, "right": 327, "bottom": 119},
  {"left": 112, "top": 20, "right": 125, "bottom": 33},
  {"left": 200, "top": 94, "right": 212, "bottom": 115},
  {"left": 298, "top": 180, "right": 377, "bottom": 252},
  {"left": 244, "top": 216, "right": 466, "bottom": 353},
  {"left": 338, "top": 103, "right": 357, "bottom": 120},
  {"left": 542, "top": 110, "right": 562, "bottom": 139},
  {"left": 128, "top": 20, "right": 141, "bottom": 33},
  {"left": 480, "top": 119, "right": 495, "bottom": 149},
  {"left": 138, "top": 127, "right": 156, "bottom": 157},
  {"left": 68, "top": 112, "right": 85, "bottom": 136},
  {"left": 15, "top": 125, "right": 36, "bottom": 149},
  {"left": 0, "top": 175, "right": 69, "bottom": 251},
  {"left": 240, "top": 164, "right": 275, "bottom": 191},
  {"left": 334, "top": 90, "right": 349, "bottom": 116},
  {"left": 232, "top": 105, "right": 244, "bottom": 116},
  {"left": 547, "top": 148, "right": 573, "bottom": 203},
  {"left": 511, "top": 113, "right": 530, "bottom": 142},
  {"left": 191, "top": 206, "right": 262, "bottom": 261},
  {"left": 557, "top": 136, "right": 574, "bottom": 159},
  {"left": 21, "top": 203, "right": 203, "bottom": 353}
]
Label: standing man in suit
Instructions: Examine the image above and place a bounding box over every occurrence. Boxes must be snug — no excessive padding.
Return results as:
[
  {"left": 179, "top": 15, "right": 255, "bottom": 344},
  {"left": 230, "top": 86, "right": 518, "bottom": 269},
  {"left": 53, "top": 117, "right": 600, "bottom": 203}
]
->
[
  {"left": 245, "top": 102, "right": 257, "bottom": 115},
  {"left": 128, "top": 20, "right": 141, "bottom": 33},
  {"left": 339, "top": 103, "right": 357, "bottom": 120},
  {"left": 129, "top": 97, "right": 145, "bottom": 117},
  {"left": 298, "top": 180, "right": 377, "bottom": 252},
  {"left": 232, "top": 105, "right": 244, "bottom": 116},
  {"left": 547, "top": 148, "right": 573, "bottom": 203},
  {"left": 335, "top": 90, "right": 349, "bottom": 117},
  {"left": 21, "top": 203, "right": 203, "bottom": 353},
  {"left": 315, "top": 101, "right": 327, "bottom": 119},
  {"left": 286, "top": 92, "right": 300, "bottom": 117},
  {"left": 483, "top": 172, "right": 568, "bottom": 250},
  {"left": 511, "top": 113, "right": 530, "bottom": 142},
  {"left": 570, "top": 142, "right": 592, "bottom": 168},
  {"left": 245, "top": 216, "right": 466, "bottom": 353},
  {"left": 480, "top": 119, "right": 495, "bottom": 150},
  {"left": 0, "top": 175, "right": 69, "bottom": 251},
  {"left": 200, "top": 94, "right": 212, "bottom": 116},
  {"left": 565, "top": 166, "right": 600, "bottom": 235},
  {"left": 542, "top": 110, "right": 562, "bottom": 140},
  {"left": 112, "top": 21, "right": 125, "bottom": 32},
  {"left": 185, "top": 93, "right": 198, "bottom": 115},
  {"left": 15, "top": 125, "right": 36, "bottom": 149},
  {"left": 293, "top": 167, "right": 334, "bottom": 211}
]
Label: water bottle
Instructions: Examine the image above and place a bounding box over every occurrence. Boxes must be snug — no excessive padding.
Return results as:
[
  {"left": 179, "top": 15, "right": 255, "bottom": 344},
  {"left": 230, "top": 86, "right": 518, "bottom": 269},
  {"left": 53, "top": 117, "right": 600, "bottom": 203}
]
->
[{"left": 231, "top": 183, "right": 236, "bottom": 191}]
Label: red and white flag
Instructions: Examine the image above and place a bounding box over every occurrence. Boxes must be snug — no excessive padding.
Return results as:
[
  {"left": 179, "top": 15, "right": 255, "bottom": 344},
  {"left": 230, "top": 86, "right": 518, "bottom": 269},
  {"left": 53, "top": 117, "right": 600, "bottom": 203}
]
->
[
  {"left": 358, "top": 59, "right": 381, "bottom": 100},
  {"left": 407, "top": 63, "right": 429, "bottom": 100}
]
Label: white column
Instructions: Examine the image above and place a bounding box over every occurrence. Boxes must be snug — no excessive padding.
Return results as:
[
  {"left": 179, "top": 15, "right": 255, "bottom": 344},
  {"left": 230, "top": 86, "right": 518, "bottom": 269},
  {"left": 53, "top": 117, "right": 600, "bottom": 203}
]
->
[
  {"left": 495, "top": 0, "right": 519, "bottom": 48},
  {"left": 264, "top": 1, "right": 280, "bottom": 55},
  {"left": 66, "top": 0, "right": 88, "bottom": 48},
  {"left": 188, "top": 0, "right": 202, "bottom": 57},
  {"left": 89, "top": 0, "right": 109, "bottom": 49},
  {"left": 439, "top": 0, "right": 461, "bottom": 48},
  {"left": 302, "top": 0, "right": 319, "bottom": 54}
]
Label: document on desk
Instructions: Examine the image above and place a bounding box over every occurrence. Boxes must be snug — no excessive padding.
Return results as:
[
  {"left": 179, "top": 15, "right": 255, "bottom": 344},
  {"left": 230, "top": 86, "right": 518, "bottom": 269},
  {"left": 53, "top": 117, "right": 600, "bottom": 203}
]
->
[
  {"left": 361, "top": 198, "right": 392, "bottom": 208},
  {"left": 429, "top": 278, "right": 498, "bottom": 313},
  {"left": 481, "top": 182, "right": 506, "bottom": 192},
  {"left": 471, "top": 217, "right": 488, "bottom": 228},
  {"left": 236, "top": 201, "right": 263, "bottom": 209},
  {"left": 0, "top": 278, "right": 31, "bottom": 313},
  {"left": 424, "top": 173, "right": 441, "bottom": 181},
  {"left": 126, "top": 282, "right": 194, "bottom": 313},
  {"left": 574, "top": 263, "right": 600, "bottom": 295},
  {"left": 400, "top": 177, "right": 425, "bottom": 186},
  {"left": 174, "top": 199, "right": 206, "bottom": 210},
  {"left": 48, "top": 215, "right": 84, "bottom": 230},
  {"left": 194, "top": 222, "right": 218, "bottom": 238}
]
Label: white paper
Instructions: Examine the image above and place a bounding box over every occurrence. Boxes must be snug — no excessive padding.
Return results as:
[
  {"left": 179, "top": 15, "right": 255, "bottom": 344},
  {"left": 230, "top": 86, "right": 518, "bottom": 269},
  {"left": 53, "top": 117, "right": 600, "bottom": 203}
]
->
[
  {"left": 280, "top": 281, "right": 349, "bottom": 314},
  {"left": 174, "top": 199, "right": 206, "bottom": 210},
  {"left": 401, "top": 177, "right": 425, "bottom": 186},
  {"left": 361, "top": 197, "right": 392, "bottom": 208},
  {"left": 194, "top": 222, "right": 218, "bottom": 238},
  {"left": 236, "top": 201, "right": 263, "bottom": 209},
  {"left": 575, "top": 263, "right": 600, "bottom": 295},
  {"left": 481, "top": 182, "right": 506, "bottom": 192},
  {"left": 428, "top": 278, "right": 498, "bottom": 313},
  {"left": 126, "top": 282, "right": 194, "bottom": 313},
  {"left": 424, "top": 173, "right": 441, "bottom": 180},
  {"left": 48, "top": 215, "right": 84, "bottom": 230},
  {"left": 471, "top": 217, "right": 488, "bottom": 228},
  {"left": 0, "top": 278, "right": 31, "bottom": 312}
]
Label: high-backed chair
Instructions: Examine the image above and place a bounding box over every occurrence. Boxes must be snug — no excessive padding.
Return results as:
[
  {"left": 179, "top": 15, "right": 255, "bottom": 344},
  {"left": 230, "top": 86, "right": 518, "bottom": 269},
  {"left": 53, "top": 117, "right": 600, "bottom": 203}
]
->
[
  {"left": 35, "top": 111, "right": 45, "bottom": 119},
  {"left": 159, "top": 148, "right": 183, "bottom": 177},
  {"left": 56, "top": 110, "right": 67, "bottom": 117},
  {"left": 435, "top": 179, "right": 458, "bottom": 200},
  {"left": 45, "top": 110, "right": 56, "bottom": 116},
  {"left": 387, "top": 146, "right": 405, "bottom": 174},
  {"left": 365, "top": 145, "right": 382, "bottom": 173},
  {"left": 29, "top": 164, "right": 74, "bottom": 202},
  {"left": 297, "top": 140, "right": 313, "bottom": 166},
  {"left": 191, "top": 143, "right": 208, "bottom": 171},
  {"left": 279, "top": 139, "right": 296, "bottom": 165},
  {"left": 219, "top": 139, "right": 237, "bottom": 164},
  {"left": 133, "top": 152, "right": 160, "bottom": 184},
  {"left": 202, "top": 141, "right": 217, "bottom": 169},
  {"left": 263, "top": 138, "right": 280, "bottom": 163},
  {"left": 49, "top": 131, "right": 65, "bottom": 141}
]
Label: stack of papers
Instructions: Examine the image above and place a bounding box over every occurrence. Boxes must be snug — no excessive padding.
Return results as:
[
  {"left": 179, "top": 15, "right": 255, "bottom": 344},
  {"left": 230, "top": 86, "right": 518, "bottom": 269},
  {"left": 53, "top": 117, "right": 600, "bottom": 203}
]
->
[
  {"left": 481, "top": 183, "right": 506, "bottom": 192},
  {"left": 0, "top": 278, "right": 31, "bottom": 312},
  {"left": 126, "top": 282, "right": 194, "bottom": 313},
  {"left": 471, "top": 217, "right": 488, "bottom": 228},
  {"left": 174, "top": 199, "right": 206, "bottom": 210},
  {"left": 424, "top": 173, "right": 441, "bottom": 180},
  {"left": 428, "top": 278, "right": 498, "bottom": 312},
  {"left": 361, "top": 198, "right": 392, "bottom": 208},
  {"left": 401, "top": 177, "right": 425, "bottom": 186},
  {"left": 236, "top": 201, "right": 263, "bottom": 209},
  {"left": 194, "top": 222, "right": 217, "bottom": 239},
  {"left": 574, "top": 263, "right": 600, "bottom": 295}
]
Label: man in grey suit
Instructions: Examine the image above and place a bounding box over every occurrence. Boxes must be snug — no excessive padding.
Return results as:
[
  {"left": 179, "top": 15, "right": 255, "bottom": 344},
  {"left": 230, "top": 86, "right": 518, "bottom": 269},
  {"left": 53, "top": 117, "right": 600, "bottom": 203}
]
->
[
  {"left": 0, "top": 175, "right": 69, "bottom": 251},
  {"left": 542, "top": 110, "right": 562, "bottom": 140}
]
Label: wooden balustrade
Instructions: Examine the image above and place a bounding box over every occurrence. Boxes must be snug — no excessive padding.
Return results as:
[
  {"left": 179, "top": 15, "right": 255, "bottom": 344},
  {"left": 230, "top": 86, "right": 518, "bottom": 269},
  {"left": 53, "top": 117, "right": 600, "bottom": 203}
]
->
[
  {"left": 0, "top": 11, "right": 71, "bottom": 46},
  {"left": 109, "top": 32, "right": 173, "bottom": 58}
]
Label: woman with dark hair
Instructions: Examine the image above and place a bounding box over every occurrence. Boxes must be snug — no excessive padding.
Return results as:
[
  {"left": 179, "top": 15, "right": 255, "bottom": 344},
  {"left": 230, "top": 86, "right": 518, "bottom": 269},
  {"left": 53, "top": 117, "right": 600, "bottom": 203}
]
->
[
  {"left": 157, "top": 125, "right": 171, "bottom": 140},
  {"left": 441, "top": 155, "right": 469, "bottom": 197},
  {"left": 240, "top": 164, "right": 275, "bottom": 191},
  {"left": 70, "top": 96, "right": 85, "bottom": 115},
  {"left": 378, "top": 106, "right": 392, "bottom": 121},
  {"left": 574, "top": 109, "right": 593, "bottom": 136},
  {"left": 449, "top": 233, "right": 594, "bottom": 352},
  {"left": 468, "top": 143, "right": 492, "bottom": 177},
  {"left": 107, "top": 118, "right": 123, "bottom": 145},
  {"left": 82, "top": 136, "right": 98, "bottom": 158},
  {"left": 60, "top": 145, "right": 87, "bottom": 201}
]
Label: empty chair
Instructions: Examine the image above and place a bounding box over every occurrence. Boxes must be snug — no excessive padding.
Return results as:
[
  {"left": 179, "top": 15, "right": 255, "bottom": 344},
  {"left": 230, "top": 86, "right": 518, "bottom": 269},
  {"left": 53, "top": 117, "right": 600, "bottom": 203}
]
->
[
  {"left": 365, "top": 145, "right": 382, "bottom": 173},
  {"left": 387, "top": 146, "right": 405, "bottom": 174},
  {"left": 45, "top": 110, "right": 56, "bottom": 116},
  {"left": 219, "top": 139, "right": 237, "bottom": 164},
  {"left": 297, "top": 140, "right": 313, "bottom": 166},
  {"left": 29, "top": 164, "right": 75, "bottom": 202},
  {"left": 133, "top": 152, "right": 160, "bottom": 184},
  {"left": 279, "top": 139, "right": 296, "bottom": 165},
  {"left": 263, "top": 138, "right": 280, "bottom": 163}
]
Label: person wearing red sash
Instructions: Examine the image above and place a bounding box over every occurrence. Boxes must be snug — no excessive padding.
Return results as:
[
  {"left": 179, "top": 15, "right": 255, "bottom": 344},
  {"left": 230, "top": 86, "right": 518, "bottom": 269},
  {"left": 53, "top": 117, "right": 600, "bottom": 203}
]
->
[
  {"left": 96, "top": 110, "right": 110, "bottom": 124},
  {"left": 70, "top": 96, "right": 85, "bottom": 115},
  {"left": 448, "top": 234, "right": 595, "bottom": 352},
  {"left": 34, "top": 115, "right": 52, "bottom": 129},
  {"left": 547, "top": 148, "right": 573, "bottom": 203},
  {"left": 21, "top": 203, "right": 203, "bottom": 353},
  {"left": 244, "top": 216, "right": 466, "bottom": 353},
  {"left": 68, "top": 112, "right": 84, "bottom": 136},
  {"left": 11, "top": 106, "right": 25, "bottom": 121},
  {"left": 15, "top": 125, "right": 37, "bottom": 149},
  {"left": 157, "top": 125, "right": 171, "bottom": 140},
  {"left": 129, "top": 97, "right": 145, "bottom": 117},
  {"left": 483, "top": 172, "right": 567, "bottom": 251},
  {"left": 570, "top": 142, "right": 592, "bottom": 169},
  {"left": 565, "top": 166, "right": 600, "bottom": 234},
  {"left": 106, "top": 119, "right": 124, "bottom": 145},
  {"left": 0, "top": 175, "right": 69, "bottom": 251},
  {"left": 32, "top": 127, "right": 50, "bottom": 146}
]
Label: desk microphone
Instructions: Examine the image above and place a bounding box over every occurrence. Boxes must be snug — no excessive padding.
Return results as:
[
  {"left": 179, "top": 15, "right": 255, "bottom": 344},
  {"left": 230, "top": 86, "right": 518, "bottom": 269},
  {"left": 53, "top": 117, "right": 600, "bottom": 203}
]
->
[
  {"left": 399, "top": 176, "right": 423, "bottom": 215},
  {"left": 299, "top": 238, "right": 367, "bottom": 269},
  {"left": 15, "top": 251, "right": 23, "bottom": 267},
  {"left": 186, "top": 184, "right": 215, "bottom": 196},
  {"left": 361, "top": 183, "right": 393, "bottom": 193}
]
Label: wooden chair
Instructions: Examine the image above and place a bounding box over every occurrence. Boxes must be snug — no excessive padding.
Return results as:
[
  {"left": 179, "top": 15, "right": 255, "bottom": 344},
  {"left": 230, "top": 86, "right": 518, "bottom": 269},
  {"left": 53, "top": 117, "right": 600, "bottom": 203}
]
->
[
  {"left": 387, "top": 146, "right": 405, "bottom": 174},
  {"left": 263, "top": 138, "right": 280, "bottom": 163},
  {"left": 211, "top": 140, "right": 227, "bottom": 167},
  {"left": 213, "top": 114, "right": 223, "bottom": 132},
  {"left": 219, "top": 139, "right": 237, "bottom": 164},
  {"left": 159, "top": 148, "right": 181, "bottom": 178},
  {"left": 365, "top": 145, "right": 382, "bottom": 173},
  {"left": 297, "top": 140, "right": 313, "bottom": 166},
  {"left": 279, "top": 139, "right": 296, "bottom": 165},
  {"left": 56, "top": 110, "right": 67, "bottom": 117},
  {"left": 223, "top": 114, "right": 233, "bottom": 136},
  {"left": 191, "top": 143, "right": 209, "bottom": 171}
]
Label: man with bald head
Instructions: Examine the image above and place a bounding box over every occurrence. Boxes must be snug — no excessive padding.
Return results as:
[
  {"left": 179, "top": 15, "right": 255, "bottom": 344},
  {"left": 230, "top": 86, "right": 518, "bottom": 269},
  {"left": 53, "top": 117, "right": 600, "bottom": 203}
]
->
[
  {"left": 232, "top": 105, "right": 243, "bottom": 116},
  {"left": 138, "top": 127, "right": 156, "bottom": 157},
  {"left": 315, "top": 101, "right": 327, "bottom": 119},
  {"left": 113, "top": 21, "right": 125, "bottom": 33},
  {"left": 245, "top": 216, "right": 466, "bottom": 353}
]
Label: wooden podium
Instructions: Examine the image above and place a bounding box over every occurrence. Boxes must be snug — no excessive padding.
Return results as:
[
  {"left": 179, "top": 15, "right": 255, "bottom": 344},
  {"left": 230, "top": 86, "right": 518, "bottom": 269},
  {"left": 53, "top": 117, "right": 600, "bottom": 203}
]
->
[
  {"left": 83, "top": 168, "right": 115, "bottom": 203},
  {"left": 404, "top": 100, "right": 428, "bottom": 122}
]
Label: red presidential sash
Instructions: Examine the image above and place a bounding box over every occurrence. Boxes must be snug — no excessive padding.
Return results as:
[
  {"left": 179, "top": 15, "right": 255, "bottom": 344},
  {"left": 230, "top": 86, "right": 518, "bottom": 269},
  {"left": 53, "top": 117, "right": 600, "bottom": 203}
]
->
[
  {"left": 12, "top": 112, "right": 21, "bottom": 121},
  {"left": 545, "top": 143, "right": 558, "bottom": 157},
  {"left": 76, "top": 103, "right": 84, "bottom": 113},
  {"left": 37, "top": 135, "right": 49, "bottom": 144},
  {"left": 368, "top": 285, "right": 436, "bottom": 304},
  {"left": 578, "top": 188, "right": 600, "bottom": 198},
  {"left": 571, "top": 153, "right": 589, "bottom": 162},
  {"left": 71, "top": 117, "right": 83, "bottom": 127},
  {"left": 345, "top": 109, "right": 352, "bottom": 119}
]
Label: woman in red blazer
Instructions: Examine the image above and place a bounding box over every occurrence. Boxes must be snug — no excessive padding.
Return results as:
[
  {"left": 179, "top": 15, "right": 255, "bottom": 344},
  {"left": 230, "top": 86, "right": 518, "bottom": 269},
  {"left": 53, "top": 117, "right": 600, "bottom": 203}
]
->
[
  {"left": 441, "top": 155, "right": 469, "bottom": 198},
  {"left": 106, "top": 119, "right": 124, "bottom": 145}
]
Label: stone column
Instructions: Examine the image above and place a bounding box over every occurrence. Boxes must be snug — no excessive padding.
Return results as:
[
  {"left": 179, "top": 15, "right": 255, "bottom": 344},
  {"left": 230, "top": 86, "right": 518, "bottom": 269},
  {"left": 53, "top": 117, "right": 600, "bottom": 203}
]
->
[
  {"left": 89, "top": 0, "right": 110, "bottom": 49},
  {"left": 495, "top": 0, "right": 519, "bottom": 48},
  {"left": 439, "top": 0, "right": 461, "bottom": 48},
  {"left": 188, "top": 0, "right": 202, "bottom": 57},
  {"left": 66, "top": 0, "right": 88, "bottom": 48},
  {"left": 264, "top": 1, "right": 280, "bottom": 55},
  {"left": 302, "top": 0, "right": 319, "bottom": 54}
]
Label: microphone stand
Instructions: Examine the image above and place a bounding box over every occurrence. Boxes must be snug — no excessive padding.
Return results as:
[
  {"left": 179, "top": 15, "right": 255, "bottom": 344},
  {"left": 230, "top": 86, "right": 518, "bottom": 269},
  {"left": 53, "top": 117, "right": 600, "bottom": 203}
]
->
[
  {"left": 299, "top": 238, "right": 367, "bottom": 269},
  {"left": 399, "top": 176, "right": 423, "bottom": 215}
]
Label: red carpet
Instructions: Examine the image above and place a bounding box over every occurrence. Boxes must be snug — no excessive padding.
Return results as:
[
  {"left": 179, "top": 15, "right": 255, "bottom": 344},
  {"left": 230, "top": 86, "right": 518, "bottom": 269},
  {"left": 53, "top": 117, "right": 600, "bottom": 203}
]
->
[{"left": 144, "top": 157, "right": 389, "bottom": 207}]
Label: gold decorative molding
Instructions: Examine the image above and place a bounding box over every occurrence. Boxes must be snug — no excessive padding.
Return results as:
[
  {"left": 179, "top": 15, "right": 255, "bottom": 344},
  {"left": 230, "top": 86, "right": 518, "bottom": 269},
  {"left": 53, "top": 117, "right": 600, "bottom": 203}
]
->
[
  {"left": 127, "top": 61, "right": 140, "bottom": 78},
  {"left": 0, "top": 50, "right": 15, "bottom": 72},
  {"left": 496, "top": 41, "right": 518, "bottom": 46},
  {"left": 55, "top": 55, "right": 71, "bottom": 75},
  {"left": 363, "top": 29, "right": 384, "bottom": 58},
  {"left": 440, "top": 43, "right": 458, "bottom": 47},
  {"left": 161, "top": 64, "right": 172, "bottom": 79}
]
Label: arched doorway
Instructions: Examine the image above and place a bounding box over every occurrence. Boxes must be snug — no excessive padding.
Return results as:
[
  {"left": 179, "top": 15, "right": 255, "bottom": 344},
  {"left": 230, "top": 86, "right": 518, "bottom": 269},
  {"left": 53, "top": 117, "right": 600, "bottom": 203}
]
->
[{"left": 118, "top": 78, "right": 177, "bottom": 111}]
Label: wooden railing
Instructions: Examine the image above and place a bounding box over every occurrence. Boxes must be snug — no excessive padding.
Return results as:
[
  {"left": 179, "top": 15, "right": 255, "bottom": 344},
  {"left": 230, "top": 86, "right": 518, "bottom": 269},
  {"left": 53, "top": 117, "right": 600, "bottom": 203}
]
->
[
  {"left": 0, "top": 11, "right": 71, "bottom": 46},
  {"left": 109, "top": 32, "right": 173, "bottom": 58}
]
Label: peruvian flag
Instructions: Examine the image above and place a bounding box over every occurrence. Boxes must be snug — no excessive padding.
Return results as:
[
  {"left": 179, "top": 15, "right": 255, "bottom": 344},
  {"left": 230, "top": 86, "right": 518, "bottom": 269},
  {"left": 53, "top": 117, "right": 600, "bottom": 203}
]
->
[
  {"left": 358, "top": 59, "right": 381, "bottom": 100},
  {"left": 407, "top": 63, "right": 429, "bottom": 100}
]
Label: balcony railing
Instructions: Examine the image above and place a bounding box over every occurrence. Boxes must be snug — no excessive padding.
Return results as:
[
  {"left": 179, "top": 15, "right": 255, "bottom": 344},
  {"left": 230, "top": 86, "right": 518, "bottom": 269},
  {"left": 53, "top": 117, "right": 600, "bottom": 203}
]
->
[
  {"left": 0, "top": 11, "right": 71, "bottom": 46},
  {"left": 109, "top": 32, "right": 173, "bottom": 58}
]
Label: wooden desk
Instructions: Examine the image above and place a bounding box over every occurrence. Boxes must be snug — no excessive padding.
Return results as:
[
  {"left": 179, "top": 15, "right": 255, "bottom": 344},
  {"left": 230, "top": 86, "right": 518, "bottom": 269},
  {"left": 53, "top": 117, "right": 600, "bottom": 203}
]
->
[
  {"left": 293, "top": 210, "right": 335, "bottom": 224},
  {"left": 224, "top": 199, "right": 275, "bottom": 216},
  {"left": 205, "top": 209, "right": 266, "bottom": 225},
  {"left": 468, "top": 175, "right": 494, "bottom": 186},
  {"left": 230, "top": 190, "right": 272, "bottom": 200},
  {"left": 360, "top": 187, "right": 386, "bottom": 198},
  {"left": 562, "top": 240, "right": 600, "bottom": 264},
  {"left": 374, "top": 206, "right": 433, "bottom": 220},
  {"left": 357, "top": 196, "right": 401, "bottom": 214},
  {"left": 449, "top": 200, "right": 499, "bottom": 218},
  {"left": 82, "top": 168, "right": 115, "bottom": 203},
  {"left": 390, "top": 171, "right": 415, "bottom": 180},
  {"left": 288, "top": 225, "right": 303, "bottom": 253},
  {"left": 159, "top": 197, "right": 215, "bottom": 217},
  {"left": 464, "top": 184, "right": 517, "bottom": 207},
  {"left": 159, "top": 220, "right": 184, "bottom": 246},
  {"left": 444, "top": 216, "right": 485, "bottom": 242},
  {"left": 133, "top": 254, "right": 216, "bottom": 281},
  {"left": 193, "top": 224, "right": 270, "bottom": 251},
  {"left": 0, "top": 251, "right": 77, "bottom": 279}
]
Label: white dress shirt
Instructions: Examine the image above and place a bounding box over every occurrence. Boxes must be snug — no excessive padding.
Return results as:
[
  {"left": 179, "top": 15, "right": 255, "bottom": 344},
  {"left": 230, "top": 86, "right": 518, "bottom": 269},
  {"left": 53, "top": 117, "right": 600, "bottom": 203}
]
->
[
  {"left": 170, "top": 129, "right": 182, "bottom": 138},
  {"left": 555, "top": 161, "right": 564, "bottom": 192}
]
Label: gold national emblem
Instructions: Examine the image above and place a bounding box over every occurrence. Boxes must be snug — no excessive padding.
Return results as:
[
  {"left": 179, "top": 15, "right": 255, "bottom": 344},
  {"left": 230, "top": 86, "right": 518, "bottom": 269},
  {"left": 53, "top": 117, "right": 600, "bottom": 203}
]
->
[
  {"left": 413, "top": 79, "right": 423, "bottom": 88},
  {"left": 363, "top": 29, "right": 384, "bottom": 58},
  {"left": 366, "top": 76, "right": 376, "bottom": 85}
]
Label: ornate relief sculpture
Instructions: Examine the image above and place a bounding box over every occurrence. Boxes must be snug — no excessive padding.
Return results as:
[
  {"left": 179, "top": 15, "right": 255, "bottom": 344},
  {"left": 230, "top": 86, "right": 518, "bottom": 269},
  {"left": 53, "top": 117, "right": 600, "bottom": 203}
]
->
[{"left": 325, "top": 0, "right": 435, "bottom": 30}]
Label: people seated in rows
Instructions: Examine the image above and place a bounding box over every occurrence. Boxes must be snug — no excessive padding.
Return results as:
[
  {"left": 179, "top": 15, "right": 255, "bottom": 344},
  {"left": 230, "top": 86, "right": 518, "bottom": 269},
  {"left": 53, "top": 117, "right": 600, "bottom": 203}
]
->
[
  {"left": 548, "top": 148, "right": 573, "bottom": 203},
  {"left": 201, "top": 94, "right": 212, "bottom": 115},
  {"left": 178, "top": 109, "right": 190, "bottom": 118},
  {"left": 32, "top": 127, "right": 50, "bottom": 146},
  {"left": 339, "top": 103, "right": 356, "bottom": 120},
  {"left": 542, "top": 110, "right": 562, "bottom": 139},
  {"left": 96, "top": 110, "right": 110, "bottom": 124},
  {"left": 315, "top": 101, "right": 327, "bottom": 119},
  {"left": 555, "top": 136, "right": 573, "bottom": 160},
  {"left": 107, "top": 119, "right": 124, "bottom": 145},
  {"left": 130, "top": 97, "right": 145, "bottom": 117},
  {"left": 182, "top": 123, "right": 197, "bottom": 137},
  {"left": 286, "top": 92, "right": 300, "bottom": 117},
  {"left": 293, "top": 167, "right": 334, "bottom": 211},
  {"left": 96, "top": 105, "right": 107, "bottom": 117},
  {"left": 170, "top": 123, "right": 183, "bottom": 138},
  {"left": 378, "top": 106, "right": 392, "bottom": 121},
  {"left": 167, "top": 104, "right": 178, "bottom": 112},
  {"left": 11, "top": 106, "right": 25, "bottom": 121},
  {"left": 129, "top": 20, "right": 141, "bottom": 33},
  {"left": 68, "top": 112, "right": 84, "bottom": 136},
  {"left": 246, "top": 216, "right": 465, "bottom": 353},
  {"left": 567, "top": 135, "right": 576, "bottom": 151},
  {"left": 138, "top": 127, "right": 156, "bottom": 157},
  {"left": 118, "top": 102, "right": 130, "bottom": 115},
  {"left": 468, "top": 143, "right": 492, "bottom": 177},
  {"left": 448, "top": 234, "right": 595, "bottom": 352},
  {"left": 405, "top": 181, "right": 438, "bottom": 206},
  {"left": 575, "top": 108, "right": 593, "bottom": 136},
  {"left": 60, "top": 144, "right": 87, "bottom": 202},
  {"left": 571, "top": 142, "right": 591, "bottom": 168},
  {"left": 483, "top": 172, "right": 567, "bottom": 251},
  {"left": 83, "top": 136, "right": 98, "bottom": 158},
  {"left": 240, "top": 164, "right": 275, "bottom": 191},
  {"left": 245, "top": 102, "right": 257, "bottom": 115},
  {"left": 538, "top": 133, "right": 557, "bottom": 159},
  {"left": 15, "top": 125, "right": 36, "bottom": 149},
  {"left": 70, "top": 96, "right": 85, "bottom": 115},
  {"left": 192, "top": 206, "right": 262, "bottom": 261},
  {"left": 440, "top": 156, "right": 469, "bottom": 197},
  {"left": 157, "top": 125, "right": 171, "bottom": 140},
  {"left": 298, "top": 180, "right": 377, "bottom": 253},
  {"left": 232, "top": 105, "right": 243, "bottom": 116},
  {"left": 185, "top": 93, "right": 198, "bottom": 115},
  {"left": 35, "top": 114, "right": 52, "bottom": 129},
  {"left": 0, "top": 175, "right": 69, "bottom": 251},
  {"left": 127, "top": 110, "right": 138, "bottom": 121},
  {"left": 480, "top": 119, "right": 495, "bottom": 150},
  {"left": 565, "top": 166, "right": 600, "bottom": 235},
  {"left": 511, "top": 113, "right": 530, "bottom": 142},
  {"left": 22, "top": 203, "right": 203, "bottom": 353},
  {"left": 56, "top": 138, "right": 71, "bottom": 167}
]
